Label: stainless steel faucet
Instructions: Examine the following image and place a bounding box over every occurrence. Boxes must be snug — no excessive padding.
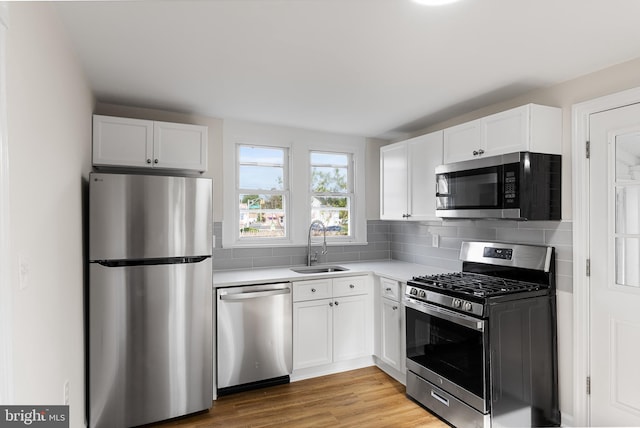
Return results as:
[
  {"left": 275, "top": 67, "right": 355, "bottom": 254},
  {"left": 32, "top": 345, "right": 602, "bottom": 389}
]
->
[{"left": 307, "top": 220, "right": 327, "bottom": 266}]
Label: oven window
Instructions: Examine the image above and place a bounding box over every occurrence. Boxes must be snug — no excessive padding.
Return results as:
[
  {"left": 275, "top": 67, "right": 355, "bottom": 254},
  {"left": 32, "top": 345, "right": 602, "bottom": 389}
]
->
[
  {"left": 437, "top": 168, "right": 499, "bottom": 209},
  {"left": 406, "top": 306, "right": 485, "bottom": 398}
]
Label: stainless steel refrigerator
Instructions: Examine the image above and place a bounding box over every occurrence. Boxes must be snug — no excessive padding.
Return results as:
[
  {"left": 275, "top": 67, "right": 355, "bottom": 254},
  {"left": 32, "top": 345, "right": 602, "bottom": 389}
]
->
[{"left": 88, "top": 172, "right": 213, "bottom": 428}]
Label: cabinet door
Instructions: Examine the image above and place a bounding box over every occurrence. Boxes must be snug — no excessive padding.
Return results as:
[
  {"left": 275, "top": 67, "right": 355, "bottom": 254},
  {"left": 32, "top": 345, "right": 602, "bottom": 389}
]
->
[
  {"left": 380, "top": 142, "right": 408, "bottom": 220},
  {"left": 293, "top": 299, "right": 333, "bottom": 370},
  {"left": 380, "top": 298, "right": 402, "bottom": 370},
  {"left": 407, "top": 131, "right": 443, "bottom": 220},
  {"left": 443, "top": 119, "right": 482, "bottom": 163},
  {"left": 93, "top": 115, "right": 154, "bottom": 168},
  {"left": 483, "top": 105, "right": 529, "bottom": 157},
  {"left": 153, "top": 121, "right": 208, "bottom": 171},
  {"left": 333, "top": 295, "right": 370, "bottom": 362}
]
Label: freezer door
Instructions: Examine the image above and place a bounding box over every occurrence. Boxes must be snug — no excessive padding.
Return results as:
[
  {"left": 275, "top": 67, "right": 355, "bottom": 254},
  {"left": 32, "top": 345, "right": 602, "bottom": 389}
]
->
[
  {"left": 89, "top": 173, "right": 212, "bottom": 260},
  {"left": 88, "top": 258, "right": 213, "bottom": 428}
]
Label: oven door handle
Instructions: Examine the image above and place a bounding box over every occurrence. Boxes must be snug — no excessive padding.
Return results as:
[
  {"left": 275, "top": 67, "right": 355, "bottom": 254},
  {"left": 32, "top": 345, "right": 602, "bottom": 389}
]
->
[{"left": 405, "top": 298, "right": 485, "bottom": 331}]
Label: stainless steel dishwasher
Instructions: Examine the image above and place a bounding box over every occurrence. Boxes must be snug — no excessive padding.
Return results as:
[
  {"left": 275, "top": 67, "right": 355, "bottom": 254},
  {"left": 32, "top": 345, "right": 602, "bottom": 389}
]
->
[{"left": 216, "top": 282, "right": 292, "bottom": 394}]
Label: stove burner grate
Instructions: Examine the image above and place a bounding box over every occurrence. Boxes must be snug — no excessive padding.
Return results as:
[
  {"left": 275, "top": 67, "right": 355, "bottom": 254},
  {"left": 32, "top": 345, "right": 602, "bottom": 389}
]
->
[{"left": 410, "top": 272, "right": 546, "bottom": 298}]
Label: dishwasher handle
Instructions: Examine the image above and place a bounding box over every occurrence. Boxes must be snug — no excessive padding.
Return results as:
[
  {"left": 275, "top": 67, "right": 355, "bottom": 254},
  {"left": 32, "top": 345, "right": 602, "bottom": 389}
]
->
[{"left": 219, "top": 287, "right": 291, "bottom": 301}]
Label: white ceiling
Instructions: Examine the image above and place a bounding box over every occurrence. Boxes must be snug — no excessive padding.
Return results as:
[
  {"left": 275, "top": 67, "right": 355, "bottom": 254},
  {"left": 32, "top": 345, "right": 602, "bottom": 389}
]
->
[{"left": 55, "top": 0, "right": 640, "bottom": 140}]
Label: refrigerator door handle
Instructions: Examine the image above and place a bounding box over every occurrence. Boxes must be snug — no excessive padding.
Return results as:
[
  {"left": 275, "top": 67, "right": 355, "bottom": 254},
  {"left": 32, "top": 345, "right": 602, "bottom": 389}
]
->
[
  {"left": 219, "top": 288, "right": 291, "bottom": 301},
  {"left": 95, "top": 256, "right": 209, "bottom": 267}
]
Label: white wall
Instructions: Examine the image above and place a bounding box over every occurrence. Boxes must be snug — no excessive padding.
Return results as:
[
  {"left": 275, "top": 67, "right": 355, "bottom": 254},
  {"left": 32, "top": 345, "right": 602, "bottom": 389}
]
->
[{"left": 6, "top": 2, "right": 93, "bottom": 426}]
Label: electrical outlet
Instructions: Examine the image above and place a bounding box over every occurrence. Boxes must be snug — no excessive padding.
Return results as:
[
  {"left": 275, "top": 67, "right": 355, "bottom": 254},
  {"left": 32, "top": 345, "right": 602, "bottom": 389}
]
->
[
  {"left": 63, "top": 380, "right": 69, "bottom": 405},
  {"left": 432, "top": 233, "right": 439, "bottom": 248}
]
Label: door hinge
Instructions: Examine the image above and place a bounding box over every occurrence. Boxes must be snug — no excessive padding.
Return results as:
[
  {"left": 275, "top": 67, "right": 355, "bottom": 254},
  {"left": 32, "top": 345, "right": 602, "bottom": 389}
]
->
[
  {"left": 587, "top": 376, "right": 591, "bottom": 395},
  {"left": 586, "top": 259, "right": 591, "bottom": 277},
  {"left": 586, "top": 140, "right": 590, "bottom": 159}
]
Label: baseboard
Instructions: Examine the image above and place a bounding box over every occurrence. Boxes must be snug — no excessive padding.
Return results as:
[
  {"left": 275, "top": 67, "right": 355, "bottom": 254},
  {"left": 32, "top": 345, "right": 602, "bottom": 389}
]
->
[
  {"left": 290, "top": 356, "right": 374, "bottom": 382},
  {"left": 373, "top": 356, "right": 406, "bottom": 385}
]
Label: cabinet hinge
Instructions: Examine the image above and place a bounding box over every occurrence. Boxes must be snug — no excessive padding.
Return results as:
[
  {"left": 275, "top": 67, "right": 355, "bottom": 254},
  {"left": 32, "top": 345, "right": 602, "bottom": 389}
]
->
[
  {"left": 586, "top": 140, "right": 590, "bottom": 159},
  {"left": 587, "top": 376, "right": 591, "bottom": 395},
  {"left": 586, "top": 259, "right": 591, "bottom": 277}
]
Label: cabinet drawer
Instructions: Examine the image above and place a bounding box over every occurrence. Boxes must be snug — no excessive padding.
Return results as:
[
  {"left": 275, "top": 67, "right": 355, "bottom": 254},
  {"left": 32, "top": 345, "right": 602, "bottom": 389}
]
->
[
  {"left": 380, "top": 277, "right": 400, "bottom": 301},
  {"left": 293, "top": 279, "right": 332, "bottom": 302},
  {"left": 333, "top": 276, "right": 367, "bottom": 297}
]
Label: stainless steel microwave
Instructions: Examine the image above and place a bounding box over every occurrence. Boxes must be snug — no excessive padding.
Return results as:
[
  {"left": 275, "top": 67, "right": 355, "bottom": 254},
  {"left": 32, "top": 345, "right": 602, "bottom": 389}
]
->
[{"left": 435, "top": 152, "right": 561, "bottom": 220}]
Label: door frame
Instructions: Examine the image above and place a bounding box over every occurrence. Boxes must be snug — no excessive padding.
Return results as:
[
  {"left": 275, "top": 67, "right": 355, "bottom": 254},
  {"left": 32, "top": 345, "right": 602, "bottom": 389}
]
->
[{"left": 572, "top": 86, "right": 640, "bottom": 427}]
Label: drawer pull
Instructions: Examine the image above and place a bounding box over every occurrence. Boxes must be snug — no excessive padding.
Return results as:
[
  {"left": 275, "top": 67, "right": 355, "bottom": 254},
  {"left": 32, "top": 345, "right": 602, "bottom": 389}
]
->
[
  {"left": 431, "top": 390, "right": 450, "bottom": 407},
  {"left": 392, "top": 306, "right": 398, "bottom": 310},
  {"left": 386, "top": 287, "right": 392, "bottom": 292},
  {"left": 334, "top": 301, "right": 339, "bottom": 306},
  {"left": 349, "top": 284, "right": 355, "bottom": 289},
  {"left": 329, "top": 302, "right": 333, "bottom": 307},
  {"left": 311, "top": 288, "right": 316, "bottom": 292}
]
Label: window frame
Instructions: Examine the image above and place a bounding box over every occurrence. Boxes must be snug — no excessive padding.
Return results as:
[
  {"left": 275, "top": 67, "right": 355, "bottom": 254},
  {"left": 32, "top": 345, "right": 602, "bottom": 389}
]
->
[{"left": 235, "top": 144, "right": 290, "bottom": 244}]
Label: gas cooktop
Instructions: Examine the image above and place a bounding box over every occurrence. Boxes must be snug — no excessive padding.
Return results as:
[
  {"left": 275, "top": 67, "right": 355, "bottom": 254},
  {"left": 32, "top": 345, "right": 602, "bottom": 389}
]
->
[{"left": 409, "top": 272, "right": 548, "bottom": 299}]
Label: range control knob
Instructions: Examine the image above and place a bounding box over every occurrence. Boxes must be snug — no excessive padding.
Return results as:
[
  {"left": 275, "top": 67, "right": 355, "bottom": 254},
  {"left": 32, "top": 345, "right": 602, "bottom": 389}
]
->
[
  {"left": 452, "top": 299, "right": 462, "bottom": 308},
  {"left": 463, "top": 302, "right": 473, "bottom": 312},
  {"left": 410, "top": 288, "right": 418, "bottom": 296},
  {"left": 419, "top": 290, "right": 427, "bottom": 298}
]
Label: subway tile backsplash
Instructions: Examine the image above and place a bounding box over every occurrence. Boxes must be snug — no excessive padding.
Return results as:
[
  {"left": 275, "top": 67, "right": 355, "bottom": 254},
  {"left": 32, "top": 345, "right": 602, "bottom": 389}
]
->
[{"left": 212, "top": 219, "right": 573, "bottom": 293}]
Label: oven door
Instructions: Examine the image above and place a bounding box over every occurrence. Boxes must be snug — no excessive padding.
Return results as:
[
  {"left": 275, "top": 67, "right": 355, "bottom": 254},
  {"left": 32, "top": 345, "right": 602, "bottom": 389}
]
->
[{"left": 405, "top": 297, "right": 489, "bottom": 413}]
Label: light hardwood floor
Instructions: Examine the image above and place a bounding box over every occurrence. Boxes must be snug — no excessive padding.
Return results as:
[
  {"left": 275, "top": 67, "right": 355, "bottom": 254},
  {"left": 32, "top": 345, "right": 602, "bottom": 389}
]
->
[{"left": 153, "top": 366, "right": 448, "bottom": 427}]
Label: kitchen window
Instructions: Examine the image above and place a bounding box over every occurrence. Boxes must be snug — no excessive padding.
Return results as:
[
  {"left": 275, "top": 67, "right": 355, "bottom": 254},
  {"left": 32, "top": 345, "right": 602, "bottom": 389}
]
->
[
  {"left": 237, "top": 145, "right": 289, "bottom": 240},
  {"left": 309, "top": 151, "right": 352, "bottom": 238},
  {"left": 222, "top": 119, "right": 367, "bottom": 248}
]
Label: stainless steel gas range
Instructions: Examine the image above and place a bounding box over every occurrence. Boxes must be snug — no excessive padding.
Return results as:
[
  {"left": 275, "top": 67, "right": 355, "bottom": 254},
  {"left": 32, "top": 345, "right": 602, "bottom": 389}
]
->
[{"left": 404, "top": 241, "right": 560, "bottom": 428}]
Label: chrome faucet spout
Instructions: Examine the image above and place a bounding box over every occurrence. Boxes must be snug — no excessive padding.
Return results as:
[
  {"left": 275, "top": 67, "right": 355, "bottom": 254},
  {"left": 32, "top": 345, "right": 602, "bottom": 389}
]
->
[{"left": 307, "top": 220, "right": 327, "bottom": 266}]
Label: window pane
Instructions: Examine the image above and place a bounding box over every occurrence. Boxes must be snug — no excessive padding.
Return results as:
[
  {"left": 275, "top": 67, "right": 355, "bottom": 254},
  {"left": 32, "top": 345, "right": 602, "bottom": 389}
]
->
[
  {"left": 239, "top": 146, "right": 284, "bottom": 165},
  {"left": 616, "top": 186, "right": 640, "bottom": 234},
  {"left": 239, "top": 165, "right": 284, "bottom": 190},
  {"left": 310, "top": 152, "right": 348, "bottom": 166},
  {"left": 616, "top": 237, "right": 640, "bottom": 287},
  {"left": 311, "top": 196, "right": 349, "bottom": 236},
  {"left": 311, "top": 167, "right": 348, "bottom": 192},
  {"left": 239, "top": 194, "right": 285, "bottom": 238}
]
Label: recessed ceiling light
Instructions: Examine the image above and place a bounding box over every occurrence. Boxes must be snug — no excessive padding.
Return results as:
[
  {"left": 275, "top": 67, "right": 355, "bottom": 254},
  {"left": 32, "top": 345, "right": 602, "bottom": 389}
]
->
[{"left": 413, "top": 0, "right": 461, "bottom": 6}]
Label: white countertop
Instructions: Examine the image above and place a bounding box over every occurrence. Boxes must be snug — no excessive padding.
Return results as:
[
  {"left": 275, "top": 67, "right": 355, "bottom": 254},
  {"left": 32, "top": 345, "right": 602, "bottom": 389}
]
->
[{"left": 212, "top": 260, "right": 453, "bottom": 288}]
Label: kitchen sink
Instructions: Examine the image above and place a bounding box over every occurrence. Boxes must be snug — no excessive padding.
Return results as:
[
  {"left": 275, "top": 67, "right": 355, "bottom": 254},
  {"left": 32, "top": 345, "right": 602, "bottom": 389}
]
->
[{"left": 290, "top": 265, "right": 349, "bottom": 274}]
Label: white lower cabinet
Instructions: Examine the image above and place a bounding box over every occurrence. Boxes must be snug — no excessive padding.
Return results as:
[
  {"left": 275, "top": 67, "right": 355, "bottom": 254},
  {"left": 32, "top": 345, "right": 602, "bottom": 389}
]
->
[
  {"left": 377, "top": 277, "right": 405, "bottom": 376},
  {"left": 292, "top": 276, "right": 372, "bottom": 370},
  {"left": 380, "top": 297, "right": 402, "bottom": 369}
]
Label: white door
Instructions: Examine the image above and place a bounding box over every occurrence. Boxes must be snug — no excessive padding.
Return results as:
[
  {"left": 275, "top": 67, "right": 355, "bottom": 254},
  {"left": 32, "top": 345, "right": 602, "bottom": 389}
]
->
[{"left": 589, "top": 102, "right": 640, "bottom": 426}]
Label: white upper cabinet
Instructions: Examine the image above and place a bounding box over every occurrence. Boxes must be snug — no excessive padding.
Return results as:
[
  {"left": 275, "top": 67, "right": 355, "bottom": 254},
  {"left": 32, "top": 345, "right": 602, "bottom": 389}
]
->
[
  {"left": 443, "top": 104, "right": 561, "bottom": 164},
  {"left": 380, "top": 130, "right": 443, "bottom": 221},
  {"left": 93, "top": 115, "right": 208, "bottom": 172}
]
